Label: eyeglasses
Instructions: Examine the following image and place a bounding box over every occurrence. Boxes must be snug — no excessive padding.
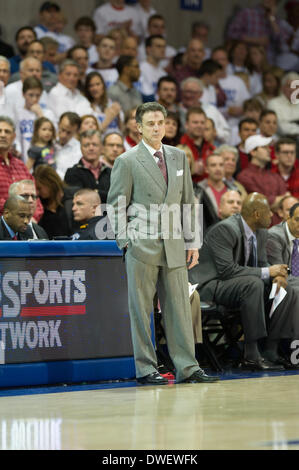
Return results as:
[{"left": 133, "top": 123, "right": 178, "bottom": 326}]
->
[{"left": 20, "top": 193, "right": 37, "bottom": 200}]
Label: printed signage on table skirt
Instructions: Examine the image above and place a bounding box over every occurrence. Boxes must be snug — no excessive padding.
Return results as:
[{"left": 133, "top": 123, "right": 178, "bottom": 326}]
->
[{"left": 0, "top": 257, "right": 132, "bottom": 364}]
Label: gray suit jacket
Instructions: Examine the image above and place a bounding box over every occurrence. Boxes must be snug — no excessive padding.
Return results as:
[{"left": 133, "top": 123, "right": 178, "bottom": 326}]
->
[
  {"left": 189, "top": 213, "right": 268, "bottom": 299},
  {"left": 267, "top": 222, "right": 299, "bottom": 288},
  {"left": 107, "top": 141, "right": 199, "bottom": 268},
  {"left": 267, "top": 222, "right": 292, "bottom": 267}
]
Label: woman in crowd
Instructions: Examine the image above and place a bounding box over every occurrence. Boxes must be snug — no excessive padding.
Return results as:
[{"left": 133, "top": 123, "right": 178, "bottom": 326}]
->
[
  {"left": 79, "top": 114, "right": 101, "bottom": 134},
  {"left": 162, "top": 111, "right": 181, "bottom": 146},
  {"left": 84, "top": 71, "right": 123, "bottom": 133},
  {"left": 34, "top": 164, "right": 74, "bottom": 239},
  {"left": 246, "top": 45, "right": 269, "bottom": 97},
  {"left": 227, "top": 40, "right": 249, "bottom": 74},
  {"left": 254, "top": 66, "right": 284, "bottom": 108},
  {"left": 123, "top": 107, "right": 141, "bottom": 151}
]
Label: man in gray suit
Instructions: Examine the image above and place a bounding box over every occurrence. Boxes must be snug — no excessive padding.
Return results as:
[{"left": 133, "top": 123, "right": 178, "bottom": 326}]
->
[
  {"left": 107, "top": 101, "right": 219, "bottom": 385},
  {"left": 267, "top": 202, "right": 299, "bottom": 289},
  {"left": 189, "top": 192, "right": 299, "bottom": 370}
]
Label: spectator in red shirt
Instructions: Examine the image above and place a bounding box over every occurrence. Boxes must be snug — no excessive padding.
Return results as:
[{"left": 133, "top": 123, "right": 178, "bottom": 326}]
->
[
  {"left": 180, "top": 106, "right": 215, "bottom": 183},
  {"left": 272, "top": 137, "right": 299, "bottom": 198},
  {"left": 0, "top": 116, "right": 43, "bottom": 220},
  {"left": 237, "top": 134, "right": 289, "bottom": 213},
  {"left": 235, "top": 117, "right": 259, "bottom": 174}
]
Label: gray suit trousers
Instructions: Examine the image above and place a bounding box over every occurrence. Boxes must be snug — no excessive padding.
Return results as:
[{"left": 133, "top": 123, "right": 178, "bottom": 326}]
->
[{"left": 126, "top": 251, "right": 200, "bottom": 382}]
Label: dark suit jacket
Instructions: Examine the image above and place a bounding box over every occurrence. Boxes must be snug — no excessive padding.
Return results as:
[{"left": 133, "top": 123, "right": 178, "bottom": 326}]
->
[
  {"left": 30, "top": 223, "right": 49, "bottom": 239},
  {"left": 0, "top": 218, "right": 30, "bottom": 240},
  {"left": 189, "top": 213, "right": 269, "bottom": 299},
  {"left": 267, "top": 222, "right": 299, "bottom": 289}
]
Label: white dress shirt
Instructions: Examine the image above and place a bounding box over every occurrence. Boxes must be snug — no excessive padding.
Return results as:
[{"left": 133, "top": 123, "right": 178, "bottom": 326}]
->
[
  {"left": 5, "top": 80, "right": 49, "bottom": 111},
  {"left": 48, "top": 82, "right": 93, "bottom": 121},
  {"left": 55, "top": 137, "right": 82, "bottom": 180}
]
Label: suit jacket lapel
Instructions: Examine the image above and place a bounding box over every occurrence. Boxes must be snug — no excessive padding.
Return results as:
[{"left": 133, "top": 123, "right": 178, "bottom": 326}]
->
[
  {"left": 236, "top": 214, "right": 246, "bottom": 265},
  {"left": 136, "top": 141, "right": 167, "bottom": 193},
  {"left": 163, "top": 145, "right": 176, "bottom": 200}
]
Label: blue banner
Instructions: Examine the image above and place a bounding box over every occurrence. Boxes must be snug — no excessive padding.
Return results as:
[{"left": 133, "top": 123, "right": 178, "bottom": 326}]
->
[{"left": 180, "top": 0, "right": 203, "bottom": 11}]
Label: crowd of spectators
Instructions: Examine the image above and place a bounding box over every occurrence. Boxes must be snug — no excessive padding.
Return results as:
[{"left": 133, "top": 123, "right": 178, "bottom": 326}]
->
[{"left": 1, "top": 0, "right": 299, "bottom": 368}]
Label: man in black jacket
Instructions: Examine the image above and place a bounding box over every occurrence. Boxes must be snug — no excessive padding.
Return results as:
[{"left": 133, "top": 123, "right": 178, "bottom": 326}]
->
[
  {"left": 71, "top": 188, "right": 111, "bottom": 240},
  {"left": 64, "top": 129, "right": 111, "bottom": 203},
  {"left": 0, "top": 196, "right": 31, "bottom": 240},
  {"left": 8, "top": 179, "right": 48, "bottom": 239}
]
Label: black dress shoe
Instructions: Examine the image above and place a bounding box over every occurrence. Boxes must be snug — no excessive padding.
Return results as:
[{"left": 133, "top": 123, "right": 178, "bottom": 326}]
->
[
  {"left": 241, "top": 357, "right": 284, "bottom": 371},
  {"left": 272, "top": 356, "right": 299, "bottom": 370},
  {"left": 137, "top": 371, "right": 169, "bottom": 385},
  {"left": 183, "top": 369, "right": 220, "bottom": 383}
]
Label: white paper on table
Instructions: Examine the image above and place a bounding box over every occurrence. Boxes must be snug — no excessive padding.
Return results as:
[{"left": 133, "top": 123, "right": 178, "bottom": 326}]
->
[
  {"left": 269, "top": 283, "right": 287, "bottom": 318},
  {"left": 188, "top": 283, "right": 198, "bottom": 298}
]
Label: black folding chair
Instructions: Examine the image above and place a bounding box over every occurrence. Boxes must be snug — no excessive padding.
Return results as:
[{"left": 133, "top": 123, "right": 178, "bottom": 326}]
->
[{"left": 200, "top": 301, "right": 244, "bottom": 371}]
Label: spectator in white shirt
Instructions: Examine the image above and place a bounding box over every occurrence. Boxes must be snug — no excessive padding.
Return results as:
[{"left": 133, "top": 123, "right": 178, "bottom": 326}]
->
[
  {"left": 5, "top": 57, "right": 49, "bottom": 112},
  {"left": 268, "top": 71, "right": 299, "bottom": 150},
  {"left": 34, "top": 1, "right": 60, "bottom": 39},
  {"left": 138, "top": 14, "right": 176, "bottom": 69},
  {"left": 67, "top": 46, "right": 89, "bottom": 91},
  {"left": 84, "top": 71, "right": 123, "bottom": 132},
  {"left": 120, "top": 36, "right": 138, "bottom": 58},
  {"left": 13, "top": 76, "right": 56, "bottom": 163},
  {"left": 90, "top": 36, "right": 119, "bottom": 89},
  {"left": 48, "top": 59, "right": 93, "bottom": 120},
  {"left": 133, "top": 0, "right": 156, "bottom": 41},
  {"left": 0, "top": 56, "right": 12, "bottom": 117},
  {"left": 211, "top": 46, "right": 250, "bottom": 127},
  {"left": 198, "top": 59, "right": 223, "bottom": 107},
  {"left": 93, "top": 0, "right": 140, "bottom": 40},
  {"left": 179, "top": 77, "right": 230, "bottom": 145},
  {"left": 74, "top": 16, "right": 99, "bottom": 66},
  {"left": 139, "top": 35, "right": 167, "bottom": 101},
  {"left": 54, "top": 111, "right": 82, "bottom": 179}
]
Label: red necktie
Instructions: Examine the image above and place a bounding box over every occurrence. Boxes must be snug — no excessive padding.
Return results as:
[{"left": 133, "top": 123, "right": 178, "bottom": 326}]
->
[
  {"left": 154, "top": 151, "right": 168, "bottom": 185},
  {"left": 12, "top": 234, "right": 18, "bottom": 240}
]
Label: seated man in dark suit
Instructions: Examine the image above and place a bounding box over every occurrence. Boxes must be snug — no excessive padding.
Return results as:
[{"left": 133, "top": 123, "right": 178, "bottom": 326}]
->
[
  {"left": 189, "top": 192, "right": 299, "bottom": 370},
  {"left": 8, "top": 179, "right": 48, "bottom": 239},
  {"left": 0, "top": 195, "right": 32, "bottom": 240},
  {"left": 267, "top": 201, "right": 299, "bottom": 293},
  {"left": 71, "top": 188, "right": 108, "bottom": 240}
]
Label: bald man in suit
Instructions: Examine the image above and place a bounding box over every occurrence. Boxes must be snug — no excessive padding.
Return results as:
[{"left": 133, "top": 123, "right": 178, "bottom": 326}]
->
[
  {"left": 189, "top": 193, "right": 299, "bottom": 370},
  {"left": 107, "top": 102, "right": 218, "bottom": 385},
  {"left": 0, "top": 196, "right": 32, "bottom": 240}
]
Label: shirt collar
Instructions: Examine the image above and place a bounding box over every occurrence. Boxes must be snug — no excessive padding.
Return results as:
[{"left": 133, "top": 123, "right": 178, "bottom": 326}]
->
[
  {"left": 1, "top": 216, "right": 16, "bottom": 238},
  {"left": 57, "top": 82, "right": 79, "bottom": 96},
  {"left": 241, "top": 216, "right": 255, "bottom": 241},
  {"left": 142, "top": 139, "right": 163, "bottom": 157}
]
